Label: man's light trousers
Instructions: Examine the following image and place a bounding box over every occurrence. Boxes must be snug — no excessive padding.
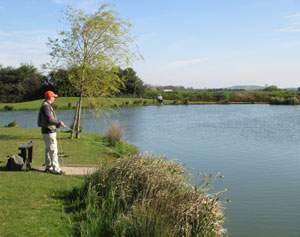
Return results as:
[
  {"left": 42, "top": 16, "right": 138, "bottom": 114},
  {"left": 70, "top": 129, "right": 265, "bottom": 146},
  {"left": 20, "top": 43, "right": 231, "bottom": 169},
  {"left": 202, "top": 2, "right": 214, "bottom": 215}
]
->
[{"left": 43, "top": 132, "right": 61, "bottom": 172}]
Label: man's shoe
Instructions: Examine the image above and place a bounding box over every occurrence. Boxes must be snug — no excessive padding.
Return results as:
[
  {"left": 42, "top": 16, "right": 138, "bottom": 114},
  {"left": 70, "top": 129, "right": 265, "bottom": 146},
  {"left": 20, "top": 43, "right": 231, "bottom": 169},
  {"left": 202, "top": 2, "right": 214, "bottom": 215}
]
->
[
  {"left": 52, "top": 169, "right": 65, "bottom": 175},
  {"left": 44, "top": 166, "right": 53, "bottom": 173}
]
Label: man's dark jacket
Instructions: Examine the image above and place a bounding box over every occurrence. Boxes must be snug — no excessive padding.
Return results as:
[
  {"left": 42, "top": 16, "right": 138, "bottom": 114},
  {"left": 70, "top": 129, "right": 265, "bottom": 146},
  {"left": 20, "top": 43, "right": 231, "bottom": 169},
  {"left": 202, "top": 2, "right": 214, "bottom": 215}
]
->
[{"left": 37, "top": 101, "right": 60, "bottom": 134}]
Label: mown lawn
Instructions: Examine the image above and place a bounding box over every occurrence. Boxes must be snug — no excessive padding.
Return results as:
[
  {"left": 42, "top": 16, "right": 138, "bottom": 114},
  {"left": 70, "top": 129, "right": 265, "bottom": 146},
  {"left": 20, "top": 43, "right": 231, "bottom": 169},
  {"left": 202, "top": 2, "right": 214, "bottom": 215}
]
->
[{"left": 0, "top": 127, "right": 136, "bottom": 237}]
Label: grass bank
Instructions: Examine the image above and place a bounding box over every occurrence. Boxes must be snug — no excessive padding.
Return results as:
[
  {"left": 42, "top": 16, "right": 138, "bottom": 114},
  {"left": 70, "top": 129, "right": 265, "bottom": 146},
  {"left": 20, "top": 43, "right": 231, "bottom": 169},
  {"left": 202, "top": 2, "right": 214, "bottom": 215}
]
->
[
  {"left": 0, "top": 97, "right": 172, "bottom": 111},
  {"left": 0, "top": 95, "right": 271, "bottom": 112},
  {"left": 0, "top": 127, "right": 136, "bottom": 237}
]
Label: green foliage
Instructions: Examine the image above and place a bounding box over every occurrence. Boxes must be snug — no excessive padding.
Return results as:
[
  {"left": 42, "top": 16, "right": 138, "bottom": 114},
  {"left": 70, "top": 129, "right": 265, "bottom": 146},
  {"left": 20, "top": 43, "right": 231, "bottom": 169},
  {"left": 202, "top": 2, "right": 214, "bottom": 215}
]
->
[
  {"left": 73, "top": 155, "right": 224, "bottom": 237},
  {"left": 48, "top": 69, "right": 79, "bottom": 97},
  {"left": 182, "top": 98, "right": 189, "bottom": 105},
  {"left": 3, "top": 105, "right": 14, "bottom": 111},
  {"left": 0, "top": 64, "right": 46, "bottom": 102},
  {"left": 144, "top": 87, "right": 160, "bottom": 99},
  {"left": 263, "top": 85, "right": 281, "bottom": 92},
  {"left": 47, "top": 5, "right": 137, "bottom": 99},
  {"left": 118, "top": 67, "right": 145, "bottom": 97},
  {"left": 47, "top": 4, "right": 139, "bottom": 138},
  {"left": 144, "top": 88, "right": 300, "bottom": 104}
]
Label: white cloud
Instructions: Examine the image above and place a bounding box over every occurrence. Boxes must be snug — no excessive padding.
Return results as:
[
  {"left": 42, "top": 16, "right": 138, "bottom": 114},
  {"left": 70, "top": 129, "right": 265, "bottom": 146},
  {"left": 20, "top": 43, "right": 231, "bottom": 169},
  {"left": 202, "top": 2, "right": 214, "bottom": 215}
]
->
[{"left": 275, "top": 12, "right": 300, "bottom": 32}]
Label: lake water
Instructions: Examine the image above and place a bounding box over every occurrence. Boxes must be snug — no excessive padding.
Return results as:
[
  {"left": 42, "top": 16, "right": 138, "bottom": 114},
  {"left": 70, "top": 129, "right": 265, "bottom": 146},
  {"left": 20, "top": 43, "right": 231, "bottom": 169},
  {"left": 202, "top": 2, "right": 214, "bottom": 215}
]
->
[{"left": 1, "top": 104, "right": 300, "bottom": 237}]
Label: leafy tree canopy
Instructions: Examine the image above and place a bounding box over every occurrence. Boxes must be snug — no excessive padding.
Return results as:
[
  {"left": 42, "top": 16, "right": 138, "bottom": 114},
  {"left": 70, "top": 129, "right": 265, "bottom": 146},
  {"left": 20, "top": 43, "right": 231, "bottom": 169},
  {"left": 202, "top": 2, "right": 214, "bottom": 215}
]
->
[
  {"left": 47, "top": 4, "right": 139, "bottom": 138},
  {"left": 0, "top": 64, "right": 46, "bottom": 102},
  {"left": 118, "top": 67, "right": 145, "bottom": 97}
]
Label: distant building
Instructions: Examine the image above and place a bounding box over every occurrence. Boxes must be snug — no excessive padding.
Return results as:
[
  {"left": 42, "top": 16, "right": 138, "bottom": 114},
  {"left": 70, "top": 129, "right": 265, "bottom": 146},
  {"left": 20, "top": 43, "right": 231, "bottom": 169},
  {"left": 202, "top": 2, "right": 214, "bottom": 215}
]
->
[{"left": 163, "top": 89, "right": 173, "bottom": 92}]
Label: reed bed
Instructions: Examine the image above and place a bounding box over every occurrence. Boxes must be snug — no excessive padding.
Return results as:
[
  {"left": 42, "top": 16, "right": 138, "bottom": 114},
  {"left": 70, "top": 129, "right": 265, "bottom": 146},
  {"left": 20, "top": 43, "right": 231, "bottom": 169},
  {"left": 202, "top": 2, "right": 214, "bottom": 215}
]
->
[{"left": 75, "top": 154, "right": 225, "bottom": 237}]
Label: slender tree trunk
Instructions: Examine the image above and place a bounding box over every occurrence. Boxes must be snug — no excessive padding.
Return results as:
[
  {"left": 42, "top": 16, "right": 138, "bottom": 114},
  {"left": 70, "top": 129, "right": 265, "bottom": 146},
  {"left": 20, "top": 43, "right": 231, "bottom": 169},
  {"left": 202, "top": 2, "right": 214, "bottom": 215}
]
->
[
  {"left": 73, "top": 37, "right": 87, "bottom": 139},
  {"left": 75, "top": 93, "right": 83, "bottom": 138},
  {"left": 71, "top": 101, "right": 80, "bottom": 139}
]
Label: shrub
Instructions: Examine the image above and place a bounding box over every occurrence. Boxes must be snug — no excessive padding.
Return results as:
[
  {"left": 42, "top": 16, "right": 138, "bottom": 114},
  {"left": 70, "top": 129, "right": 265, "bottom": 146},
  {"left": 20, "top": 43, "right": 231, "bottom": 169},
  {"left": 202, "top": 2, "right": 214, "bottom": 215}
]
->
[
  {"left": 143, "top": 100, "right": 147, "bottom": 105},
  {"left": 75, "top": 155, "right": 225, "bottom": 237},
  {"left": 67, "top": 102, "right": 72, "bottom": 108},
  {"left": 286, "top": 96, "right": 300, "bottom": 105},
  {"left": 220, "top": 99, "right": 229, "bottom": 104},
  {"left": 270, "top": 96, "right": 300, "bottom": 105},
  {"left": 6, "top": 121, "right": 18, "bottom": 127},
  {"left": 105, "top": 122, "right": 123, "bottom": 146},
  {"left": 182, "top": 98, "right": 189, "bottom": 105},
  {"left": 3, "top": 105, "right": 14, "bottom": 111},
  {"left": 270, "top": 97, "right": 284, "bottom": 105}
]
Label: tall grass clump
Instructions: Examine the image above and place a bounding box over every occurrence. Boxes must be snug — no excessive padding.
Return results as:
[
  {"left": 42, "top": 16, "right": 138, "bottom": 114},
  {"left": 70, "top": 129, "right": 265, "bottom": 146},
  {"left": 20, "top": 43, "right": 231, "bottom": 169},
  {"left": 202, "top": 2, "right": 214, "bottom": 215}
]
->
[
  {"left": 3, "top": 105, "right": 14, "bottom": 111},
  {"left": 6, "top": 121, "right": 18, "bottom": 127},
  {"left": 270, "top": 96, "right": 300, "bottom": 105},
  {"left": 105, "top": 122, "right": 123, "bottom": 146},
  {"left": 75, "top": 155, "right": 225, "bottom": 237}
]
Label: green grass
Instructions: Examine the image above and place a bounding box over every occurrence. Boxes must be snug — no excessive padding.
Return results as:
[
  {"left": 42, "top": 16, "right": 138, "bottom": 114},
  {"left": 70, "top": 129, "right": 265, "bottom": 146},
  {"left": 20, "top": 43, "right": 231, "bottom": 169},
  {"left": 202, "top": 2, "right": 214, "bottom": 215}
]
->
[
  {"left": 0, "top": 97, "right": 171, "bottom": 111},
  {"left": 0, "top": 127, "right": 136, "bottom": 236}
]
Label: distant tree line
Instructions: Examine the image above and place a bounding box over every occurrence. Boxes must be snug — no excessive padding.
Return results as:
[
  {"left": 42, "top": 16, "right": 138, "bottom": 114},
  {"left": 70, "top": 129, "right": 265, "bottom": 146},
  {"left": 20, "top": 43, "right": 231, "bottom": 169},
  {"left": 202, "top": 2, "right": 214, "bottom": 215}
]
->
[
  {"left": 0, "top": 64, "right": 47, "bottom": 102},
  {"left": 0, "top": 64, "right": 146, "bottom": 102},
  {"left": 143, "top": 87, "right": 300, "bottom": 104},
  {"left": 1, "top": 64, "right": 300, "bottom": 104}
]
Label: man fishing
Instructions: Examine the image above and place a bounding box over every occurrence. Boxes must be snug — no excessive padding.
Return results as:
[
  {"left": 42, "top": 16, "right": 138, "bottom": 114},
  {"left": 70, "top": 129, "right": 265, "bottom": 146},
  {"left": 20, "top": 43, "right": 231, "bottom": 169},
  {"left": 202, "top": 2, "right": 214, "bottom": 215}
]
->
[{"left": 37, "top": 90, "right": 65, "bottom": 174}]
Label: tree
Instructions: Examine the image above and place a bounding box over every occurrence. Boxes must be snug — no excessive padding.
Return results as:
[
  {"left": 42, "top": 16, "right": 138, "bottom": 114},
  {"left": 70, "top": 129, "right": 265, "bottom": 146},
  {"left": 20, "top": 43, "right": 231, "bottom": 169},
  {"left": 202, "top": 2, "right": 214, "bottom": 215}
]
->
[
  {"left": 47, "top": 5, "right": 138, "bottom": 138},
  {"left": 118, "top": 67, "right": 145, "bottom": 97},
  {"left": 0, "top": 64, "right": 45, "bottom": 102},
  {"left": 48, "top": 69, "right": 79, "bottom": 97},
  {"left": 263, "top": 85, "right": 281, "bottom": 91}
]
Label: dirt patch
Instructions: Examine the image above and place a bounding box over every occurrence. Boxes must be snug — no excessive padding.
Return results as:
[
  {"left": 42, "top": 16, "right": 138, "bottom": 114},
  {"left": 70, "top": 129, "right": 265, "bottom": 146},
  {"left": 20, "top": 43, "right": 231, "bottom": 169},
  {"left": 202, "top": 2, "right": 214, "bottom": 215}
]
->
[{"left": 33, "top": 166, "right": 98, "bottom": 176}]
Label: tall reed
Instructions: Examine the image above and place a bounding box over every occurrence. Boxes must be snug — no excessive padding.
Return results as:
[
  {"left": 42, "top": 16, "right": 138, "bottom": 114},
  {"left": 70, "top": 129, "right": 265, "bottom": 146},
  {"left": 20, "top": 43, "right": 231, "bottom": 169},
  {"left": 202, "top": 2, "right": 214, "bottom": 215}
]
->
[{"left": 76, "top": 154, "right": 225, "bottom": 237}]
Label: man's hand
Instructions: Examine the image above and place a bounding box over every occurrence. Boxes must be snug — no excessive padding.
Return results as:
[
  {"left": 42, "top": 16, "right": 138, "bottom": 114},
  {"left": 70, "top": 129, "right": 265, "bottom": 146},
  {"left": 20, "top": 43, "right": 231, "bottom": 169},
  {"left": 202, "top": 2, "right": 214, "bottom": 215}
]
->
[{"left": 59, "top": 120, "right": 65, "bottom": 128}]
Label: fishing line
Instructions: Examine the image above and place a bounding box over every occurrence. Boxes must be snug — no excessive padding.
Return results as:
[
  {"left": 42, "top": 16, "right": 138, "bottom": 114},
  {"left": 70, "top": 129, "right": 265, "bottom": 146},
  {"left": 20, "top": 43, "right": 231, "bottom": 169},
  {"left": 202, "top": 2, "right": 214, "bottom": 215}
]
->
[{"left": 57, "top": 125, "right": 72, "bottom": 165}]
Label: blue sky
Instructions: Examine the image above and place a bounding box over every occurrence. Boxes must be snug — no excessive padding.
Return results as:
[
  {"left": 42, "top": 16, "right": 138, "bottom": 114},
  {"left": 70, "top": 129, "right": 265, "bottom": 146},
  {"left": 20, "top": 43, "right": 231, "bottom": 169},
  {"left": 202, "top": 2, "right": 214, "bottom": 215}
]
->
[{"left": 0, "top": 0, "right": 300, "bottom": 88}]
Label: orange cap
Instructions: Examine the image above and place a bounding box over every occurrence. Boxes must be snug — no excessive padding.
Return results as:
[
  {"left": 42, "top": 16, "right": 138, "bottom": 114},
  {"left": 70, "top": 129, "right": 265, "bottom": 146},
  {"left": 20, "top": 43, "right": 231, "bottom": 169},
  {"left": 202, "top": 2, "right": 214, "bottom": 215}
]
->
[{"left": 44, "top": 91, "right": 58, "bottom": 99}]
